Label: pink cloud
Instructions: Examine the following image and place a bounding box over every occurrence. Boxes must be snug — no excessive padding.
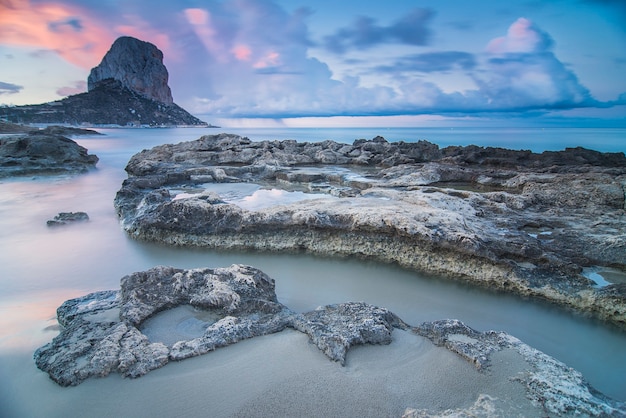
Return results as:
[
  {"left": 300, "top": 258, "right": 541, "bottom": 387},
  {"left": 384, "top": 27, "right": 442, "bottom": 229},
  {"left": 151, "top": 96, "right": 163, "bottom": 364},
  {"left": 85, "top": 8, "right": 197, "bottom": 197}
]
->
[
  {"left": 183, "top": 7, "right": 228, "bottom": 61},
  {"left": 486, "top": 18, "right": 552, "bottom": 54},
  {"left": 0, "top": 0, "right": 114, "bottom": 68},
  {"left": 253, "top": 51, "right": 280, "bottom": 69},
  {"left": 0, "top": 1, "right": 173, "bottom": 69},
  {"left": 56, "top": 80, "right": 86, "bottom": 96},
  {"left": 232, "top": 45, "right": 252, "bottom": 61},
  {"left": 184, "top": 8, "right": 209, "bottom": 25}
]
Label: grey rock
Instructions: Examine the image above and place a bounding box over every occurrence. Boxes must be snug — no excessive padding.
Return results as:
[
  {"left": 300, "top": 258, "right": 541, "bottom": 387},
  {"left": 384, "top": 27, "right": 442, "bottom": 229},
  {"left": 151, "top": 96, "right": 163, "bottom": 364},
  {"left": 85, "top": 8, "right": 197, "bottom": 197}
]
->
[
  {"left": 413, "top": 319, "right": 626, "bottom": 417},
  {"left": 33, "top": 265, "right": 410, "bottom": 384},
  {"left": 291, "top": 302, "right": 407, "bottom": 365},
  {"left": 0, "top": 133, "right": 98, "bottom": 177},
  {"left": 88, "top": 36, "right": 173, "bottom": 105},
  {"left": 113, "top": 134, "right": 626, "bottom": 328},
  {"left": 34, "top": 266, "right": 626, "bottom": 417},
  {"left": 47, "top": 211, "right": 90, "bottom": 226}
]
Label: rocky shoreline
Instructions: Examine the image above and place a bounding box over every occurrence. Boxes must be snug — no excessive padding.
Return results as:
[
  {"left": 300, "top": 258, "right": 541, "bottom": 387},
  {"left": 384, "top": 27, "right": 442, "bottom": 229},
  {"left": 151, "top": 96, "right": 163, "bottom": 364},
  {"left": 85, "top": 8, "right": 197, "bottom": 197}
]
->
[
  {"left": 34, "top": 264, "right": 625, "bottom": 416},
  {"left": 114, "top": 133, "right": 626, "bottom": 327}
]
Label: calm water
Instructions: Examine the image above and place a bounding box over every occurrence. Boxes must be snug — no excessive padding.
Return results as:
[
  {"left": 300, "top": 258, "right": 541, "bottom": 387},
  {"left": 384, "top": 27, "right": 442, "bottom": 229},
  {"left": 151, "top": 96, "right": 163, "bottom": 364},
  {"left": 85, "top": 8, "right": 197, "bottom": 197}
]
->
[{"left": 1, "top": 127, "right": 625, "bottom": 411}]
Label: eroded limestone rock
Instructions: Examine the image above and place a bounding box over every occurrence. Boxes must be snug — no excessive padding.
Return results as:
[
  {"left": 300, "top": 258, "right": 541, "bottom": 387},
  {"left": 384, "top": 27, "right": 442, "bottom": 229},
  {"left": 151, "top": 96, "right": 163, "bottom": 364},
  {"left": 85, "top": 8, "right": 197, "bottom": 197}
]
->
[
  {"left": 34, "top": 266, "right": 625, "bottom": 417},
  {"left": 114, "top": 134, "right": 626, "bottom": 327}
]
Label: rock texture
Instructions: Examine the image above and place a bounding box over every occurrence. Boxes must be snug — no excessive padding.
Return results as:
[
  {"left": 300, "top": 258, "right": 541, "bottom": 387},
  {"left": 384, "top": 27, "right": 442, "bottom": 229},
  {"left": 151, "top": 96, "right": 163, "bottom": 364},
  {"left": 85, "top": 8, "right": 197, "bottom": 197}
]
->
[
  {"left": 113, "top": 133, "right": 626, "bottom": 327},
  {"left": 410, "top": 319, "right": 626, "bottom": 417},
  {"left": 46, "top": 212, "right": 90, "bottom": 226},
  {"left": 34, "top": 265, "right": 625, "bottom": 416},
  {"left": 34, "top": 265, "right": 392, "bottom": 385},
  {"left": 88, "top": 36, "right": 173, "bottom": 105},
  {"left": 0, "top": 37, "right": 207, "bottom": 127},
  {"left": 0, "top": 132, "right": 98, "bottom": 177}
]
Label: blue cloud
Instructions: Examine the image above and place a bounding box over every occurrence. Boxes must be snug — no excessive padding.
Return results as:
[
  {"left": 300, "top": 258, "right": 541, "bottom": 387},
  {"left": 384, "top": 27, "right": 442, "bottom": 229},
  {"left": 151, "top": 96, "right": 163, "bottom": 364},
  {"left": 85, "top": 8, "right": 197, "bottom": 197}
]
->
[
  {"left": 323, "top": 8, "right": 434, "bottom": 54},
  {"left": 48, "top": 17, "right": 83, "bottom": 33},
  {"left": 375, "top": 51, "right": 476, "bottom": 73},
  {"left": 0, "top": 81, "right": 23, "bottom": 95}
]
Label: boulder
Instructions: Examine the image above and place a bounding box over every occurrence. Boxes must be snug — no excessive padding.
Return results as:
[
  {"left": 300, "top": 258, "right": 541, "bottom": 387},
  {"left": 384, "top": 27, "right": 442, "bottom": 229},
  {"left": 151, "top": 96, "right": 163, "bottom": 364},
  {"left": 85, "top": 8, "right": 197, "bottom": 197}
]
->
[
  {"left": 47, "top": 212, "right": 90, "bottom": 226},
  {"left": 0, "top": 133, "right": 98, "bottom": 177}
]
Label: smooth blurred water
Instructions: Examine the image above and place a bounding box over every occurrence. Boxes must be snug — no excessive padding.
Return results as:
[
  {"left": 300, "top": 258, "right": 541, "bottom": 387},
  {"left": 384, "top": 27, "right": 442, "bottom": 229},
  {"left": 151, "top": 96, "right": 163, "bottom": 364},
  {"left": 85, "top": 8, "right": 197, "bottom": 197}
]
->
[
  {"left": 1, "top": 127, "right": 625, "bottom": 408},
  {"left": 223, "top": 126, "right": 626, "bottom": 153}
]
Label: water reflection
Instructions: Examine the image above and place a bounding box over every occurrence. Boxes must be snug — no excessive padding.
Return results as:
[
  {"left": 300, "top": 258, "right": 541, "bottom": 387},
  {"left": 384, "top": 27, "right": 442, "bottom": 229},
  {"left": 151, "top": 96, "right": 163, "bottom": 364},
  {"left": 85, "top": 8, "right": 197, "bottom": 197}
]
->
[{"left": 173, "top": 182, "right": 337, "bottom": 211}]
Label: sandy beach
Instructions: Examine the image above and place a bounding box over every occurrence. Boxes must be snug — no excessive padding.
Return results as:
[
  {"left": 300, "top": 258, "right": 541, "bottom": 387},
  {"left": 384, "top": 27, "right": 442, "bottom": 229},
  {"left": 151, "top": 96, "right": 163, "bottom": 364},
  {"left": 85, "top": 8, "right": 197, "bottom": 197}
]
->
[{"left": 2, "top": 327, "right": 551, "bottom": 417}]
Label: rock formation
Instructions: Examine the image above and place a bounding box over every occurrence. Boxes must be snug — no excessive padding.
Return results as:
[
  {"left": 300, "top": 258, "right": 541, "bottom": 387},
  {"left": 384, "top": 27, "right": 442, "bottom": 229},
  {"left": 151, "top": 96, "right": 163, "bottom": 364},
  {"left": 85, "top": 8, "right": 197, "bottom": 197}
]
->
[
  {"left": 113, "top": 134, "right": 626, "bottom": 327},
  {"left": 88, "top": 36, "right": 173, "bottom": 105},
  {"left": 46, "top": 212, "right": 90, "bottom": 226},
  {"left": 0, "top": 37, "right": 208, "bottom": 127},
  {"left": 34, "top": 265, "right": 625, "bottom": 416},
  {"left": 0, "top": 131, "right": 98, "bottom": 177}
]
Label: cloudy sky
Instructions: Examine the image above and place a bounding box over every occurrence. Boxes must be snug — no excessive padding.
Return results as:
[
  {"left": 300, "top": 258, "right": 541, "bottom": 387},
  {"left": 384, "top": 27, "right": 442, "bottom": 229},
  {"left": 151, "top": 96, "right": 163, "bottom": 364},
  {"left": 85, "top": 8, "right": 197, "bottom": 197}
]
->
[{"left": 1, "top": 0, "right": 625, "bottom": 126}]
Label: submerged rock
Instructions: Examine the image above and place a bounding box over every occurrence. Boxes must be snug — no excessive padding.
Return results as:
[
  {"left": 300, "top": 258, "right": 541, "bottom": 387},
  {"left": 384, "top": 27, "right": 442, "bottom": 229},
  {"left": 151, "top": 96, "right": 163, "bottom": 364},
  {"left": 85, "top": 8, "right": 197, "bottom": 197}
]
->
[
  {"left": 114, "top": 134, "right": 626, "bottom": 327},
  {"left": 47, "top": 212, "right": 90, "bottom": 226},
  {"left": 34, "top": 265, "right": 625, "bottom": 417}
]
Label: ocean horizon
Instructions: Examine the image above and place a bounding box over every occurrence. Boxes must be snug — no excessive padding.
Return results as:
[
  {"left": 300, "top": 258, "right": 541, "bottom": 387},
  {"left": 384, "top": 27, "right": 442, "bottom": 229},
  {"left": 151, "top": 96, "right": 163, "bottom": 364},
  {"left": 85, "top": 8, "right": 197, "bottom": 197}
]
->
[{"left": 191, "top": 126, "right": 626, "bottom": 154}]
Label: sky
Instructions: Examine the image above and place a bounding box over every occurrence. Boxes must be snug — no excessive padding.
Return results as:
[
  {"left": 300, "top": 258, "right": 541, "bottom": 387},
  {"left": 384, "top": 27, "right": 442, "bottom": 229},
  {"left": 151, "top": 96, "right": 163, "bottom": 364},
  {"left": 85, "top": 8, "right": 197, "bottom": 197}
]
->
[{"left": 1, "top": 0, "right": 625, "bottom": 127}]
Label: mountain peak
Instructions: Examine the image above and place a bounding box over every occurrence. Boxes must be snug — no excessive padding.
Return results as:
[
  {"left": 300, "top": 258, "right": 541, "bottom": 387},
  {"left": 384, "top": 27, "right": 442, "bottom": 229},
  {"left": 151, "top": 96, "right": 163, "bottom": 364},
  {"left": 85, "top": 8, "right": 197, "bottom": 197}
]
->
[{"left": 88, "top": 36, "right": 174, "bottom": 105}]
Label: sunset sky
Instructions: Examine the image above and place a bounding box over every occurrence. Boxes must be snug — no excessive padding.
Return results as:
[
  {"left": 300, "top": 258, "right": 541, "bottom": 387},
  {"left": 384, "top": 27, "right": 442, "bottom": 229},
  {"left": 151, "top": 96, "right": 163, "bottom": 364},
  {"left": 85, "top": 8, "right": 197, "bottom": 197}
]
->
[{"left": 1, "top": 0, "right": 625, "bottom": 127}]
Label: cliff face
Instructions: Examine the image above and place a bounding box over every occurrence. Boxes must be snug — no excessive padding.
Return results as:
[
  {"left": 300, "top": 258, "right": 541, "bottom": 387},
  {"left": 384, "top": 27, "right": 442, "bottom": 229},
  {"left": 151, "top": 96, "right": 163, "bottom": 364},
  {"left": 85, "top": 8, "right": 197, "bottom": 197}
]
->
[
  {"left": 88, "top": 36, "right": 173, "bottom": 105},
  {"left": 0, "top": 37, "right": 207, "bottom": 127}
]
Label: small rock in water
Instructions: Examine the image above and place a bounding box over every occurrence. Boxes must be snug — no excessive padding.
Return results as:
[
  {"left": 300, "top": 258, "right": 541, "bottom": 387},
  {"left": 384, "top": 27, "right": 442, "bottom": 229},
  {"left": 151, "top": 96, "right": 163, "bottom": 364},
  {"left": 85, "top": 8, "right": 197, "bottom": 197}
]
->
[{"left": 46, "top": 212, "right": 89, "bottom": 226}]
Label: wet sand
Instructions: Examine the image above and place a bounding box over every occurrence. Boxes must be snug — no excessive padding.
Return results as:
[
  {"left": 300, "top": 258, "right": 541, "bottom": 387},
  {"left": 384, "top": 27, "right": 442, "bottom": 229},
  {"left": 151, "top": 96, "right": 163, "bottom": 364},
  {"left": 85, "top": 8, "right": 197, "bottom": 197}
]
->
[{"left": 1, "top": 329, "right": 545, "bottom": 417}]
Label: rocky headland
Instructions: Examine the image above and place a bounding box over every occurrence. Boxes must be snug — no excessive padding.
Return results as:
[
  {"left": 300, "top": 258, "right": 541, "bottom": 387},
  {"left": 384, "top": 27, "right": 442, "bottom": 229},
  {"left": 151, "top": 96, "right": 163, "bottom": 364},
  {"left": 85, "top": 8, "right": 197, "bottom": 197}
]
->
[
  {"left": 0, "top": 37, "right": 207, "bottom": 127},
  {"left": 0, "top": 129, "right": 99, "bottom": 177},
  {"left": 113, "top": 134, "right": 626, "bottom": 327},
  {"left": 35, "top": 264, "right": 625, "bottom": 416}
]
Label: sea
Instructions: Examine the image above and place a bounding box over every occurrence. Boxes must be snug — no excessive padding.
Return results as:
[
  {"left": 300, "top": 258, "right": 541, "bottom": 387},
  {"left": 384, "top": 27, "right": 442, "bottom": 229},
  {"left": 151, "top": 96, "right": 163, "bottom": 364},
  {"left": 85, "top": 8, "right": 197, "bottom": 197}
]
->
[{"left": 0, "top": 126, "right": 625, "bottom": 415}]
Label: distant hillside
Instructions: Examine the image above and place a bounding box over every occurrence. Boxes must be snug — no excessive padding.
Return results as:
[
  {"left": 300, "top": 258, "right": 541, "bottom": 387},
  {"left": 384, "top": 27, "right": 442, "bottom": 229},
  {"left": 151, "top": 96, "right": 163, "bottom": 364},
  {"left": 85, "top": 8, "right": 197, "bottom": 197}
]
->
[
  {"left": 0, "top": 79, "right": 207, "bottom": 127},
  {"left": 0, "top": 36, "right": 209, "bottom": 127}
]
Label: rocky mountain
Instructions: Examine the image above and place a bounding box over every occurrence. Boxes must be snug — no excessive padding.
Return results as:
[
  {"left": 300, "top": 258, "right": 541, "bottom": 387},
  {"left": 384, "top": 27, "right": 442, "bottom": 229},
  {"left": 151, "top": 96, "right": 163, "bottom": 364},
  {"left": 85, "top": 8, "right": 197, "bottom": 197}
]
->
[
  {"left": 88, "top": 36, "right": 173, "bottom": 105},
  {"left": 0, "top": 37, "right": 208, "bottom": 127}
]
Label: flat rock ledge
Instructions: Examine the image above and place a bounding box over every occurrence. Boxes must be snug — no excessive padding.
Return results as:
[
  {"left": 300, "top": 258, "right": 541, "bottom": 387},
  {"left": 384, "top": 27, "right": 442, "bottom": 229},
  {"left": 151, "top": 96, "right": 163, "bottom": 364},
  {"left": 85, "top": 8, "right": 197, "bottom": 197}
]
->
[
  {"left": 0, "top": 130, "right": 98, "bottom": 177},
  {"left": 113, "top": 134, "right": 626, "bottom": 327},
  {"left": 34, "top": 265, "right": 625, "bottom": 417}
]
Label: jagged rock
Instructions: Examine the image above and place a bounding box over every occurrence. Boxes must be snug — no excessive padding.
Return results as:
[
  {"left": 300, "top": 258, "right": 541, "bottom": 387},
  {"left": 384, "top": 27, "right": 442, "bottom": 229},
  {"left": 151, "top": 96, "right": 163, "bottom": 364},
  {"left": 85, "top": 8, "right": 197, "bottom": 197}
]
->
[
  {"left": 113, "top": 134, "right": 626, "bottom": 327},
  {"left": 0, "top": 37, "right": 208, "bottom": 127},
  {"left": 34, "top": 266, "right": 626, "bottom": 417},
  {"left": 46, "top": 211, "right": 90, "bottom": 226},
  {"left": 291, "top": 302, "right": 407, "bottom": 364},
  {"left": 0, "top": 133, "right": 98, "bottom": 177},
  {"left": 37, "top": 265, "right": 409, "bottom": 385},
  {"left": 88, "top": 36, "right": 173, "bottom": 105},
  {"left": 413, "top": 319, "right": 626, "bottom": 417}
]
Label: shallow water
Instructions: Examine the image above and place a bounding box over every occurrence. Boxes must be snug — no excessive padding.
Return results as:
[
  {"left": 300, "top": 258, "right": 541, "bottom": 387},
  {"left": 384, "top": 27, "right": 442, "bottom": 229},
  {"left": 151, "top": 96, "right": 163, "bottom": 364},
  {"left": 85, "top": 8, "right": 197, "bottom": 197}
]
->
[{"left": 1, "top": 127, "right": 625, "bottom": 414}]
